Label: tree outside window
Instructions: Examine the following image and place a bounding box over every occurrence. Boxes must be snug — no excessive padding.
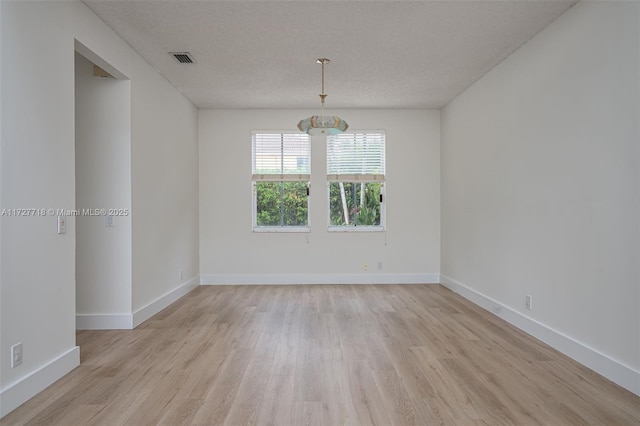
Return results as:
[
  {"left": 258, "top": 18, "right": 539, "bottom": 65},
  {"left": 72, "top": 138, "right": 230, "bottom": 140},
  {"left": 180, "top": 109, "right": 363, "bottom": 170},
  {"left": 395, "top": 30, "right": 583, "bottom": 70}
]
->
[
  {"left": 252, "top": 132, "right": 310, "bottom": 231},
  {"left": 327, "top": 132, "right": 386, "bottom": 231}
]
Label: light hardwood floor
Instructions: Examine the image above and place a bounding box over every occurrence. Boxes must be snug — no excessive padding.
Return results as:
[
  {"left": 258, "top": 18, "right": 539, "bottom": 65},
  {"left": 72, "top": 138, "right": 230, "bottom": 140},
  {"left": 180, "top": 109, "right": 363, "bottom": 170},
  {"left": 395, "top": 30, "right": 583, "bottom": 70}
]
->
[{"left": 3, "top": 285, "right": 639, "bottom": 425}]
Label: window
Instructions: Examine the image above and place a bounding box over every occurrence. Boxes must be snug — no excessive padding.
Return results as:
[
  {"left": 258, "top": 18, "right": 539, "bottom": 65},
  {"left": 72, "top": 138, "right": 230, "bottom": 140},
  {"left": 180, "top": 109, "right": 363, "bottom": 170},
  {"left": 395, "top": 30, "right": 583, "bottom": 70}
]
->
[
  {"left": 327, "top": 132, "right": 385, "bottom": 230},
  {"left": 252, "top": 132, "right": 310, "bottom": 231}
]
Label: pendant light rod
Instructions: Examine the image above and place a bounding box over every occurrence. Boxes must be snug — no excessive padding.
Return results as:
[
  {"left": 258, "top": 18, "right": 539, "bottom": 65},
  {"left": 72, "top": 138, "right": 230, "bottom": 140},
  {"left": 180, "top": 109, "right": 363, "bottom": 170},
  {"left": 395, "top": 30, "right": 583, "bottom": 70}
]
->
[
  {"left": 317, "top": 58, "right": 329, "bottom": 105},
  {"left": 297, "top": 57, "right": 348, "bottom": 136}
]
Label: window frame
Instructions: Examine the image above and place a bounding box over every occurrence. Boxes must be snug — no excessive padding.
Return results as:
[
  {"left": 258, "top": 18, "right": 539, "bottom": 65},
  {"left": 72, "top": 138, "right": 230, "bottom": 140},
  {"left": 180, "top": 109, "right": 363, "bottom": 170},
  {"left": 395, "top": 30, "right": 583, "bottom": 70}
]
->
[
  {"left": 326, "top": 131, "right": 386, "bottom": 232},
  {"left": 251, "top": 131, "right": 311, "bottom": 233},
  {"left": 326, "top": 181, "right": 386, "bottom": 232}
]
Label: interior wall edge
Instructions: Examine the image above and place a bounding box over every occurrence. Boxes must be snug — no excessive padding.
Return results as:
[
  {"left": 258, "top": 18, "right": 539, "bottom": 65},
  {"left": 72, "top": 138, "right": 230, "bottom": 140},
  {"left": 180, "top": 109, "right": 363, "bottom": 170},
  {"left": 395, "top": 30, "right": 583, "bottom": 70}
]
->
[
  {"left": 0, "top": 347, "right": 80, "bottom": 418},
  {"left": 132, "top": 275, "right": 200, "bottom": 328},
  {"left": 75, "top": 314, "right": 133, "bottom": 331},
  {"left": 200, "top": 273, "right": 440, "bottom": 285},
  {"left": 440, "top": 274, "right": 640, "bottom": 397}
]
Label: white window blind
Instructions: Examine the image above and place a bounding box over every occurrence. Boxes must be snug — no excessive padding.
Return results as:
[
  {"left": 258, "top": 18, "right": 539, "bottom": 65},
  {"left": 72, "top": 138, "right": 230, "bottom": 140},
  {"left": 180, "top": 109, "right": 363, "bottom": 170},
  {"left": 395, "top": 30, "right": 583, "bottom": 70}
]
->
[
  {"left": 327, "top": 132, "right": 385, "bottom": 181},
  {"left": 252, "top": 132, "right": 310, "bottom": 181}
]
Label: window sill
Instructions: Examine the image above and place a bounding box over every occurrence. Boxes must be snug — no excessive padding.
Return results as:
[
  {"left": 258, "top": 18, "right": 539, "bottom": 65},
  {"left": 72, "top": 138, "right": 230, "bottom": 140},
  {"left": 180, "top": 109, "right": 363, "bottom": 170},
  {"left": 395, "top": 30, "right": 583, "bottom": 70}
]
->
[
  {"left": 253, "top": 226, "right": 311, "bottom": 233},
  {"left": 328, "top": 226, "right": 385, "bottom": 232}
]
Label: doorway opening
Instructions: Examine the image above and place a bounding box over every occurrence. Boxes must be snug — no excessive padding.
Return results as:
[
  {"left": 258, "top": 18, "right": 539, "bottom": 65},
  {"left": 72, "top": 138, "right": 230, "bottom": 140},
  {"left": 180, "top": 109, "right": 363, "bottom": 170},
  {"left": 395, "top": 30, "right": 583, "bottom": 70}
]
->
[{"left": 74, "top": 41, "right": 132, "bottom": 331}]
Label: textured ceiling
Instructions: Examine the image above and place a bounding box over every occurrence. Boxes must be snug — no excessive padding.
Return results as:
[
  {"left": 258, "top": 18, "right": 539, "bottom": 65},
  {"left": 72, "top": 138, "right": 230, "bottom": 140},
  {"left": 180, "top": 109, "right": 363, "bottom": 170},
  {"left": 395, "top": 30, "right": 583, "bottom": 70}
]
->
[{"left": 83, "top": 0, "right": 577, "bottom": 109}]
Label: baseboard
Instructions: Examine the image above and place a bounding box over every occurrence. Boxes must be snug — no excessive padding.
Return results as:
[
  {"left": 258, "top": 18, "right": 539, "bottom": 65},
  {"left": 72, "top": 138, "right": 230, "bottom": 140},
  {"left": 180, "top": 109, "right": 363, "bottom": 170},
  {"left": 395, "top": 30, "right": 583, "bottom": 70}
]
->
[
  {"left": 133, "top": 275, "right": 200, "bottom": 327},
  {"left": 76, "top": 313, "right": 133, "bottom": 330},
  {"left": 439, "top": 274, "right": 640, "bottom": 397},
  {"left": 0, "top": 346, "right": 80, "bottom": 418},
  {"left": 200, "top": 273, "right": 440, "bottom": 285},
  {"left": 76, "top": 276, "right": 200, "bottom": 330}
]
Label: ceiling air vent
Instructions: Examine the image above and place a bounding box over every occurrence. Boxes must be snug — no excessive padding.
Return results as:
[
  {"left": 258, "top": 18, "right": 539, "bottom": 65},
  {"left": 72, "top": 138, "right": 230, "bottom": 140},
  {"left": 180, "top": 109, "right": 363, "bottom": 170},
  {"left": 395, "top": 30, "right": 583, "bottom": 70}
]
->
[{"left": 170, "top": 52, "right": 195, "bottom": 64}]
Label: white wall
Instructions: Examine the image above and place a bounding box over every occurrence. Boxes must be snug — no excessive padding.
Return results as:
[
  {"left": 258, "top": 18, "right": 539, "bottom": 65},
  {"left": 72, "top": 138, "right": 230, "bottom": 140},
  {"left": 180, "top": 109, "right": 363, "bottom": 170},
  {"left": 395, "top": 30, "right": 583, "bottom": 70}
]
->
[
  {"left": 441, "top": 1, "right": 639, "bottom": 394},
  {"left": 199, "top": 109, "right": 440, "bottom": 284},
  {"left": 130, "top": 53, "right": 199, "bottom": 315},
  {"left": 1, "top": 3, "right": 78, "bottom": 414},
  {"left": 75, "top": 52, "right": 132, "bottom": 318},
  {"left": 1, "top": 1, "right": 199, "bottom": 416}
]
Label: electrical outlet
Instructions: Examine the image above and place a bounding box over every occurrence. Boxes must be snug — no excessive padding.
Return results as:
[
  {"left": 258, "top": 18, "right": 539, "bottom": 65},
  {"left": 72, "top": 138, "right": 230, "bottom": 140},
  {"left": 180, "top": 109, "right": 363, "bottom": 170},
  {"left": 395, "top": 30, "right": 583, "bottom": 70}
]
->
[
  {"left": 11, "top": 343, "right": 23, "bottom": 368},
  {"left": 377, "top": 261, "right": 383, "bottom": 271},
  {"left": 525, "top": 295, "right": 532, "bottom": 310},
  {"left": 363, "top": 263, "right": 369, "bottom": 271}
]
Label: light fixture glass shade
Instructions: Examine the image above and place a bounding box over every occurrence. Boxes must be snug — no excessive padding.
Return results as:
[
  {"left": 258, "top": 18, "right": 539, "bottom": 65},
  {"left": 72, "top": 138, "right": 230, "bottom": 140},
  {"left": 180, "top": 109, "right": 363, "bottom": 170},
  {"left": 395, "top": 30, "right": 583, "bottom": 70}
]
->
[
  {"left": 298, "top": 58, "right": 348, "bottom": 135},
  {"left": 297, "top": 115, "right": 349, "bottom": 135}
]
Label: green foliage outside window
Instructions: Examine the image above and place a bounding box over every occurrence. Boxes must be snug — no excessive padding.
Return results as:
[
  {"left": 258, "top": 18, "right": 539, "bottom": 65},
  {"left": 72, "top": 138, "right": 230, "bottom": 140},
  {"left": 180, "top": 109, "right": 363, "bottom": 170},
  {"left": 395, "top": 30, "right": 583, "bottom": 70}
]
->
[
  {"left": 256, "top": 182, "right": 308, "bottom": 227},
  {"left": 329, "top": 182, "right": 382, "bottom": 226}
]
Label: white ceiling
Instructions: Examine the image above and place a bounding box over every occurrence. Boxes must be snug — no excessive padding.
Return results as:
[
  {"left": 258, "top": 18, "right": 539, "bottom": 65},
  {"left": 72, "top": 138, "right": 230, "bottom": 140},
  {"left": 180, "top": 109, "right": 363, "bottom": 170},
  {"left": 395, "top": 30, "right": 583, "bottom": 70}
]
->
[{"left": 83, "top": 0, "right": 577, "bottom": 109}]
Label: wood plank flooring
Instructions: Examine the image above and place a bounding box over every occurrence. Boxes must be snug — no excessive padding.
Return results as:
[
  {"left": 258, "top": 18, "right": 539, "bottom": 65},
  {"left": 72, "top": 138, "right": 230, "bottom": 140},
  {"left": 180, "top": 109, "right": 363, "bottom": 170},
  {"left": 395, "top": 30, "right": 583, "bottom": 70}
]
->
[{"left": 3, "top": 284, "right": 639, "bottom": 425}]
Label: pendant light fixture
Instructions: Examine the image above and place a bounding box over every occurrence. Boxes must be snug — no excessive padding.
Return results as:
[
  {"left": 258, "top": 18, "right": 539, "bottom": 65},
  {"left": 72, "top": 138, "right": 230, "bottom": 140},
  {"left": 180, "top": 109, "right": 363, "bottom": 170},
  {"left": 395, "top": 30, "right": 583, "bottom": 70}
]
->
[{"left": 297, "top": 58, "right": 348, "bottom": 136}]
